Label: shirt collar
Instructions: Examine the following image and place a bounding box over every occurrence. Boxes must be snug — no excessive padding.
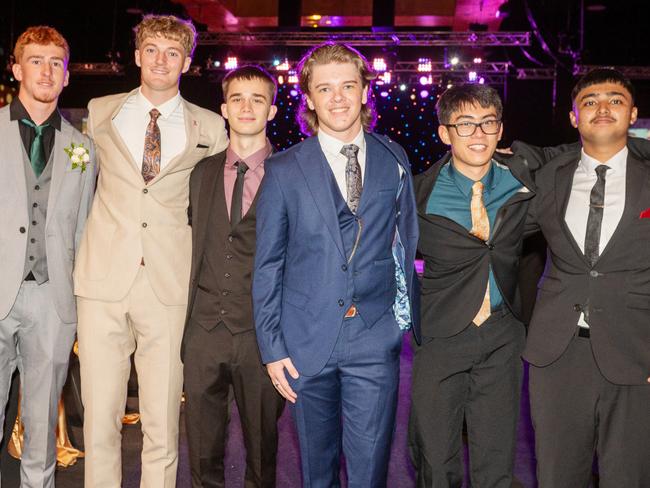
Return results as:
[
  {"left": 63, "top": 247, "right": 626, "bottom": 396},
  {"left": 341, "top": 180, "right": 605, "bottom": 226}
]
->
[
  {"left": 448, "top": 159, "right": 496, "bottom": 198},
  {"left": 226, "top": 139, "right": 273, "bottom": 171},
  {"left": 10, "top": 97, "right": 62, "bottom": 131},
  {"left": 579, "top": 146, "right": 628, "bottom": 175},
  {"left": 136, "top": 87, "right": 182, "bottom": 120},
  {"left": 317, "top": 128, "right": 365, "bottom": 160}
]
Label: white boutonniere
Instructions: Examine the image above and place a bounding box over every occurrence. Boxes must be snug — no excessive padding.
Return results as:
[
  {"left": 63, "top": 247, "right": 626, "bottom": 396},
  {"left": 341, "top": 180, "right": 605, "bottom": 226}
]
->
[{"left": 64, "top": 143, "right": 91, "bottom": 172}]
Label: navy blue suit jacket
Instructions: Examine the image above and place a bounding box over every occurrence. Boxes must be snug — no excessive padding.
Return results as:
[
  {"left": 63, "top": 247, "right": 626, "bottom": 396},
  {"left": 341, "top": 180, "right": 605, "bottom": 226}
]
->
[{"left": 253, "top": 132, "right": 419, "bottom": 376}]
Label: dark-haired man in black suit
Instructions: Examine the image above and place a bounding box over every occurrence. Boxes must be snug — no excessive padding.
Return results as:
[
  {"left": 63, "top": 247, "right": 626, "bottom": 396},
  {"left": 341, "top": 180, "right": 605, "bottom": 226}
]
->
[
  {"left": 182, "top": 65, "right": 284, "bottom": 488},
  {"left": 516, "top": 68, "right": 650, "bottom": 488}
]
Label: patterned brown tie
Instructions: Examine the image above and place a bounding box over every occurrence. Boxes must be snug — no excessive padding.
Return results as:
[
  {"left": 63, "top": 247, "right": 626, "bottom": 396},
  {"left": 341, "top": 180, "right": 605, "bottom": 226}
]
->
[
  {"left": 142, "top": 108, "right": 161, "bottom": 184},
  {"left": 469, "top": 181, "right": 491, "bottom": 326}
]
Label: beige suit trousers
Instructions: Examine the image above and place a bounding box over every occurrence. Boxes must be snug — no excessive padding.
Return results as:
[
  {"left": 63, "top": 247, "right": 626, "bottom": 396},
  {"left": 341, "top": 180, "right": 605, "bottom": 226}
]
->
[{"left": 77, "top": 266, "right": 186, "bottom": 488}]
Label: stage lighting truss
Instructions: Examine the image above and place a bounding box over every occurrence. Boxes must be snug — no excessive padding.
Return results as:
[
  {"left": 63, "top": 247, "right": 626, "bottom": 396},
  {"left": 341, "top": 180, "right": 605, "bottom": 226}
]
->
[
  {"left": 574, "top": 65, "right": 650, "bottom": 79},
  {"left": 68, "top": 63, "right": 124, "bottom": 75},
  {"left": 197, "top": 31, "right": 530, "bottom": 47}
]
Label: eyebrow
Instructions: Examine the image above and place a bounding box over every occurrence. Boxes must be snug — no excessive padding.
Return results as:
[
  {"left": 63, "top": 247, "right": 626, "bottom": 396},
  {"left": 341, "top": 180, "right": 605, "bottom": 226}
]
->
[
  {"left": 228, "top": 92, "right": 268, "bottom": 100},
  {"left": 579, "top": 90, "right": 627, "bottom": 101},
  {"left": 453, "top": 113, "right": 498, "bottom": 121},
  {"left": 314, "top": 79, "right": 358, "bottom": 89}
]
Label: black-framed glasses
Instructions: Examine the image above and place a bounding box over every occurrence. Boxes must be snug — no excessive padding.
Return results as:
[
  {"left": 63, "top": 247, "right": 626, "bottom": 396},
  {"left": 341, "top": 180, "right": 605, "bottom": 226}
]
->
[{"left": 444, "top": 119, "right": 502, "bottom": 137}]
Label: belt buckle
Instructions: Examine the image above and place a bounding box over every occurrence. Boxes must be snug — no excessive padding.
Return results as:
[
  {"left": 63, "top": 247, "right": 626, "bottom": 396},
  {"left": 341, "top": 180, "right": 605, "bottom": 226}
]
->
[{"left": 344, "top": 304, "right": 357, "bottom": 318}]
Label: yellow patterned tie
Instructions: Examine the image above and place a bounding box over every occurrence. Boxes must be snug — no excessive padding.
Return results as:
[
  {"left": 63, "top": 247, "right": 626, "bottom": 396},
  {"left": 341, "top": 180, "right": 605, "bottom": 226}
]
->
[{"left": 470, "top": 181, "right": 491, "bottom": 326}]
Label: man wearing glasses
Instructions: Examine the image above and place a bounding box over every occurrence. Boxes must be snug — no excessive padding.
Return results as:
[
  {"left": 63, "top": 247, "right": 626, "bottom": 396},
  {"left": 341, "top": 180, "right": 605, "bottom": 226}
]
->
[{"left": 409, "top": 84, "right": 536, "bottom": 488}]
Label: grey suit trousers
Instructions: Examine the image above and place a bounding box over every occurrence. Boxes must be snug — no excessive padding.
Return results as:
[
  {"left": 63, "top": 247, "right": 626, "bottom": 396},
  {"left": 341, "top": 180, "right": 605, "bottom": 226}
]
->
[{"left": 0, "top": 281, "right": 76, "bottom": 488}]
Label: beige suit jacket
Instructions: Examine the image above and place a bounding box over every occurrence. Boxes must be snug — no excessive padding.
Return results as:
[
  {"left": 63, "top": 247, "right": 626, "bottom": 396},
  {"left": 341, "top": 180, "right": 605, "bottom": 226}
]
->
[{"left": 74, "top": 88, "right": 228, "bottom": 305}]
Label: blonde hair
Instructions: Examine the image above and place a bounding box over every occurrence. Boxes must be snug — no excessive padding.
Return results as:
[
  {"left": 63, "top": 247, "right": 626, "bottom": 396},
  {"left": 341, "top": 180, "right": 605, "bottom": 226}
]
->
[
  {"left": 134, "top": 15, "right": 197, "bottom": 58},
  {"left": 297, "top": 42, "right": 376, "bottom": 135},
  {"left": 14, "top": 26, "right": 70, "bottom": 63}
]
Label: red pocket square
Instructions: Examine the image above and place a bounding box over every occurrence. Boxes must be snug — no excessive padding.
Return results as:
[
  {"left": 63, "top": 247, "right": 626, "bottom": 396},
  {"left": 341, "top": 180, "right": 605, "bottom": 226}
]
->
[{"left": 640, "top": 208, "right": 650, "bottom": 219}]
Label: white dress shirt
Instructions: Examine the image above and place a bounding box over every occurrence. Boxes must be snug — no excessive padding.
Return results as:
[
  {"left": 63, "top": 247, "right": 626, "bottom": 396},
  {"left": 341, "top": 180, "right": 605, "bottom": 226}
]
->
[
  {"left": 317, "top": 128, "right": 367, "bottom": 202},
  {"left": 565, "top": 146, "right": 628, "bottom": 327},
  {"left": 113, "top": 88, "right": 187, "bottom": 171}
]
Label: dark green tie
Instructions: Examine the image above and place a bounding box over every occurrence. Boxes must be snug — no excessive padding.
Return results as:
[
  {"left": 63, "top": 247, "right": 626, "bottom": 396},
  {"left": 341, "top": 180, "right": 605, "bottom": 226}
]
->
[{"left": 20, "top": 118, "right": 50, "bottom": 178}]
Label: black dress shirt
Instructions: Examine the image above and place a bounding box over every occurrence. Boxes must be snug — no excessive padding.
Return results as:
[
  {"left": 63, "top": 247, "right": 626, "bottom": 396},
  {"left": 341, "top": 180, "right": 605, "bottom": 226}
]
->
[{"left": 9, "top": 97, "right": 61, "bottom": 166}]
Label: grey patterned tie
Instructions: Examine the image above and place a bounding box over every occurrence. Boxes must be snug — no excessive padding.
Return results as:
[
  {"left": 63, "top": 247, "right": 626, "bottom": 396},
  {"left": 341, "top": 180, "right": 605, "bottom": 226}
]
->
[
  {"left": 584, "top": 164, "right": 610, "bottom": 266},
  {"left": 340, "top": 144, "right": 362, "bottom": 214}
]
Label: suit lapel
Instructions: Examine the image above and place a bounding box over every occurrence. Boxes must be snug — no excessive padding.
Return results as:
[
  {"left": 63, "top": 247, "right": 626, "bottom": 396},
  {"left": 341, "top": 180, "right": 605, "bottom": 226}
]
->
[
  {"left": 155, "top": 99, "right": 200, "bottom": 182},
  {"left": 193, "top": 153, "right": 226, "bottom": 278},
  {"left": 555, "top": 157, "right": 589, "bottom": 263},
  {"left": 104, "top": 90, "right": 144, "bottom": 179},
  {"left": 356, "top": 134, "right": 381, "bottom": 215},
  {"left": 415, "top": 153, "right": 449, "bottom": 215},
  {"left": 1, "top": 115, "right": 28, "bottom": 210},
  {"left": 598, "top": 154, "right": 648, "bottom": 263},
  {"left": 45, "top": 123, "right": 73, "bottom": 229},
  {"left": 296, "top": 137, "right": 346, "bottom": 260}
]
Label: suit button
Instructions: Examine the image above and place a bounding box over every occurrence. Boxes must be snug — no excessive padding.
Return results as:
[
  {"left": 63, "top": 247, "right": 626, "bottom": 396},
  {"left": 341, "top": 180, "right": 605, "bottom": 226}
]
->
[
  {"left": 352, "top": 296, "right": 359, "bottom": 302},
  {"left": 341, "top": 264, "right": 348, "bottom": 271},
  {"left": 226, "top": 254, "right": 233, "bottom": 260},
  {"left": 589, "top": 270, "right": 599, "bottom": 277},
  {"left": 224, "top": 272, "right": 231, "bottom": 278},
  {"left": 142, "top": 222, "right": 147, "bottom": 228},
  {"left": 32, "top": 220, "right": 37, "bottom": 225},
  {"left": 19, "top": 227, "right": 26, "bottom": 233},
  {"left": 33, "top": 202, "right": 38, "bottom": 208},
  {"left": 488, "top": 244, "right": 495, "bottom": 250},
  {"left": 220, "top": 309, "right": 227, "bottom": 315},
  {"left": 34, "top": 185, "right": 40, "bottom": 191},
  {"left": 28, "top": 256, "right": 34, "bottom": 261},
  {"left": 30, "top": 238, "right": 36, "bottom": 243},
  {"left": 143, "top": 188, "right": 148, "bottom": 194},
  {"left": 338, "top": 299, "right": 344, "bottom": 307},
  {"left": 222, "top": 291, "right": 229, "bottom": 296},
  {"left": 573, "top": 304, "right": 582, "bottom": 312},
  {"left": 228, "top": 235, "right": 233, "bottom": 242}
]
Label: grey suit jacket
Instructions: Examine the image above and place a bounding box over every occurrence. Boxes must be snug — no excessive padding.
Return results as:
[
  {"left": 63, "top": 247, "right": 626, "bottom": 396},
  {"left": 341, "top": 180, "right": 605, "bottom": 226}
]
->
[{"left": 0, "top": 105, "right": 96, "bottom": 323}]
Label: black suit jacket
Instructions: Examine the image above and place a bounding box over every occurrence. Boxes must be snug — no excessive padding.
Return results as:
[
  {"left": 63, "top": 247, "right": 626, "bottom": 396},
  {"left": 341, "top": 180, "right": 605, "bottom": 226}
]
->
[
  {"left": 182, "top": 150, "right": 261, "bottom": 358},
  {"left": 524, "top": 144, "right": 650, "bottom": 385},
  {"left": 415, "top": 152, "right": 538, "bottom": 339}
]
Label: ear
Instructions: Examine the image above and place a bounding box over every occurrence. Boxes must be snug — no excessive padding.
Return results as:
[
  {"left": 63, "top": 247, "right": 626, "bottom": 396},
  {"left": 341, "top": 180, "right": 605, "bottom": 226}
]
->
[
  {"left": 362, "top": 84, "right": 369, "bottom": 105},
  {"left": 221, "top": 103, "right": 229, "bottom": 120},
  {"left": 306, "top": 95, "right": 315, "bottom": 111},
  {"left": 569, "top": 108, "right": 578, "bottom": 129},
  {"left": 267, "top": 104, "right": 278, "bottom": 121},
  {"left": 134, "top": 50, "right": 142, "bottom": 68},
  {"left": 630, "top": 106, "right": 638, "bottom": 126},
  {"left": 12, "top": 63, "right": 23, "bottom": 82},
  {"left": 438, "top": 124, "right": 451, "bottom": 145},
  {"left": 182, "top": 56, "right": 191, "bottom": 74},
  {"left": 63, "top": 69, "right": 70, "bottom": 88}
]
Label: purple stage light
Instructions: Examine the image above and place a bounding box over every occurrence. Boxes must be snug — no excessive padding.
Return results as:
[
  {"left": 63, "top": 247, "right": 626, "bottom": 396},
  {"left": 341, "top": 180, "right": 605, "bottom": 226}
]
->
[
  {"left": 468, "top": 71, "right": 478, "bottom": 82},
  {"left": 420, "top": 90, "right": 429, "bottom": 98},
  {"left": 224, "top": 56, "right": 238, "bottom": 70}
]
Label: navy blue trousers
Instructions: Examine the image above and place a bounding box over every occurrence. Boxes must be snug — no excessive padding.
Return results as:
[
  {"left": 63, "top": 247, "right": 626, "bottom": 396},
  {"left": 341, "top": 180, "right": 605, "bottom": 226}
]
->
[{"left": 288, "top": 310, "right": 403, "bottom": 488}]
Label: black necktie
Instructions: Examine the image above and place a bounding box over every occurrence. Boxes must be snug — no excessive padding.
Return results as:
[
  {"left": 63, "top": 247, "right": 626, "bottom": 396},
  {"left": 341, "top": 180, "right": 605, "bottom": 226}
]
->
[
  {"left": 584, "top": 164, "right": 610, "bottom": 266},
  {"left": 20, "top": 118, "right": 50, "bottom": 178},
  {"left": 231, "top": 161, "right": 249, "bottom": 228}
]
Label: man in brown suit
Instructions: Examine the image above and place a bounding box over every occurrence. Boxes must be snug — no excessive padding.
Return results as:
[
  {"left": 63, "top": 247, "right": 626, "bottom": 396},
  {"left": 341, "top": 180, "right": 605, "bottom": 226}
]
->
[
  {"left": 74, "top": 15, "right": 228, "bottom": 488},
  {"left": 182, "top": 65, "right": 284, "bottom": 488}
]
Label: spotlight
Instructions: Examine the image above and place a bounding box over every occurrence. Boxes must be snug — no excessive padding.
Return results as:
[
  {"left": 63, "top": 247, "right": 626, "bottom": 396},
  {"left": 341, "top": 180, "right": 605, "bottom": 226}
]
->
[
  {"left": 373, "top": 58, "right": 387, "bottom": 73},
  {"left": 272, "top": 59, "right": 280, "bottom": 66},
  {"left": 447, "top": 82, "right": 453, "bottom": 89},
  {"left": 380, "top": 91, "right": 389, "bottom": 98},
  {"left": 479, "top": 77, "right": 485, "bottom": 84},
  {"left": 288, "top": 70, "right": 298, "bottom": 84},
  {"left": 224, "top": 56, "right": 238, "bottom": 70},
  {"left": 290, "top": 89, "right": 299, "bottom": 97},
  {"left": 213, "top": 60, "right": 221, "bottom": 68},
  {"left": 450, "top": 56, "right": 459, "bottom": 66},
  {"left": 378, "top": 71, "right": 391, "bottom": 84},
  {"left": 276, "top": 59, "right": 290, "bottom": 71},
  {"left": 473, "top": 57, "right": 483, "bottom": 64},
  {"left": 420, "top": 90, "right": 429, "bottom": 99},
  {"left": 417, "top": 58, "right": 432, "bottom": 73},
  {"left": 419, "top": 75, "right": 431, "bottom": 86},
  {"left": 468, "top": 71, "right": 477, "bottom": 82},
  {"left": 399, "top": 84, "right": 407, "bottom": 91},
  {"left": 277, "top": 75, "right": 284, "bottom": 85}
]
